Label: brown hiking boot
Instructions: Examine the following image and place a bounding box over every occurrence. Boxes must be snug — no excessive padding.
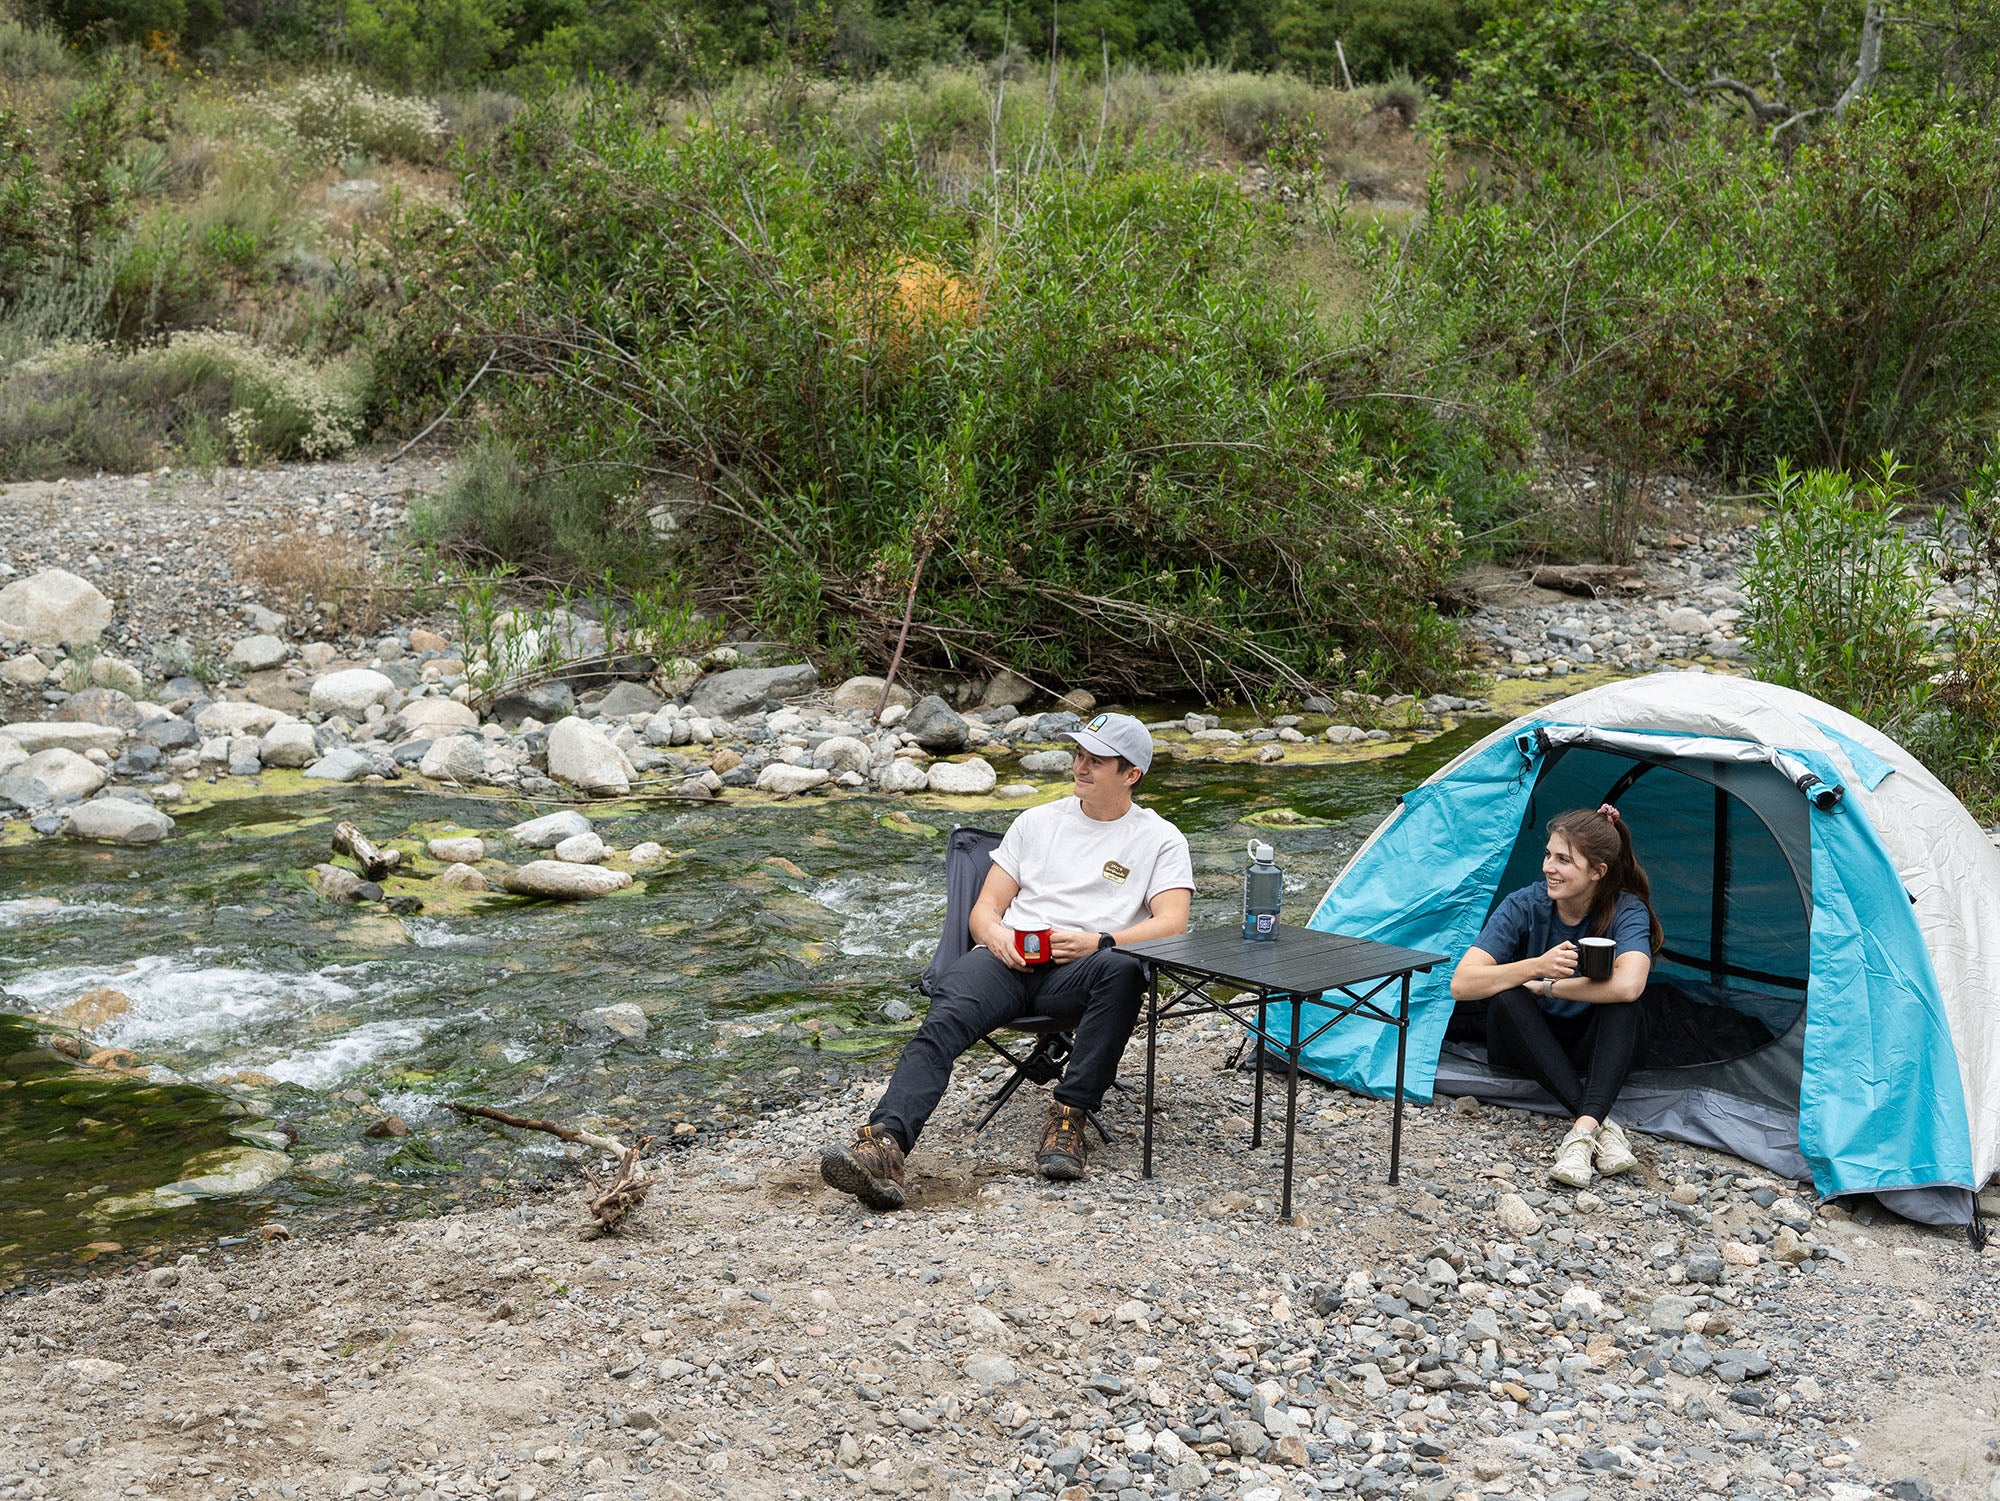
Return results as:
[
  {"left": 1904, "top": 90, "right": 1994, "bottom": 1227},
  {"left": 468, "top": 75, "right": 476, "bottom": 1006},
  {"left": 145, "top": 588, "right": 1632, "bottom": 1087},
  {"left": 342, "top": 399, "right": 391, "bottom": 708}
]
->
[
  {"left": 1036, "top": 1103, "right": 1089, "bottom": 1181},
  {"left": 820, "top": 1124, "right": 907, "bottom": 1211}
]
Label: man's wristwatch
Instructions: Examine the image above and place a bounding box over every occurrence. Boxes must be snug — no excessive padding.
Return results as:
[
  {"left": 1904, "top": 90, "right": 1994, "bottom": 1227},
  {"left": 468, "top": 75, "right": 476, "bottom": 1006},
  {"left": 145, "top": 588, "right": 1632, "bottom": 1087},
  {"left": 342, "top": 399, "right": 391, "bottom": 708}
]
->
[{"left": 1097, "top": 931, "right": 1117, "bottom": 951}]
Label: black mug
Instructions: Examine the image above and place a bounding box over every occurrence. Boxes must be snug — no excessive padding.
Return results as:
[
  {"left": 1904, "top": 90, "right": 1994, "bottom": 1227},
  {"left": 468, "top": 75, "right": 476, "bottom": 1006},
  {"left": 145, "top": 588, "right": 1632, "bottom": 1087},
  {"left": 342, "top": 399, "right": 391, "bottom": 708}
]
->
[{"left": 1579, "top": 936, "right": 1615, "bottom": 981}]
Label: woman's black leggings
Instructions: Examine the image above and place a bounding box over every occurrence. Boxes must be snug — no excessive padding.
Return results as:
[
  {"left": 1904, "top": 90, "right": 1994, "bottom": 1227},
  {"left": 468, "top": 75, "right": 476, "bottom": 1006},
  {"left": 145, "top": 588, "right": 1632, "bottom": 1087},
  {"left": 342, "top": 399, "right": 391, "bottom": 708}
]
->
[{"left": 1485, "top": 988, "right": 1644, "bottom": 1123}]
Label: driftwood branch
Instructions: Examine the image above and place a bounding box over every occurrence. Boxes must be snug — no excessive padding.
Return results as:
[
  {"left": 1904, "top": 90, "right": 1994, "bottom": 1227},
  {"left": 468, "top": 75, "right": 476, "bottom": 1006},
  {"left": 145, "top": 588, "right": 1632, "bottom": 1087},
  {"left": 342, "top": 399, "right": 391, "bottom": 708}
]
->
[
  {"left": 450, "top": 1104, "right": 654, "bottom": 1233},
  {"left": 383, "top": 350, "right": 499, "bottom": 467},
  {"left": 875, "top": 545, "right": 931, "bottom": 721},
  {"left": 331, "top": 821, "right": 401, "bottom": 882},
  {"left": 448, "top": 1101, "right": 629, "bottom": 1156},
  {"left": 581, "top": 1144, "right": 654, "bottom": 1232}
]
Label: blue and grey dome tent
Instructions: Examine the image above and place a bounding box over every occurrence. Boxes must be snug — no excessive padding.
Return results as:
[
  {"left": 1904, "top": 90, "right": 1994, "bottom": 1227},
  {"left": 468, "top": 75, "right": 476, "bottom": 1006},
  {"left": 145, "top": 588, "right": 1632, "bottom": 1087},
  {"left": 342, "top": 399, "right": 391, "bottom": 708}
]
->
[{"left": 1286, "top": 672, "right": 2000, "bottom": 1226}]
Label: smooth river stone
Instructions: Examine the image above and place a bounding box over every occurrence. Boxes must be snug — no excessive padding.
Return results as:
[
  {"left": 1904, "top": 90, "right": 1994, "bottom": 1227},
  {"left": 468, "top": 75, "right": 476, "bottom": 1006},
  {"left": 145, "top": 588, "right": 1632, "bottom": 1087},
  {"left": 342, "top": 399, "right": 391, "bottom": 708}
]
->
[{"left": 501, "top": 861, "right": 634, "bottom": 900}]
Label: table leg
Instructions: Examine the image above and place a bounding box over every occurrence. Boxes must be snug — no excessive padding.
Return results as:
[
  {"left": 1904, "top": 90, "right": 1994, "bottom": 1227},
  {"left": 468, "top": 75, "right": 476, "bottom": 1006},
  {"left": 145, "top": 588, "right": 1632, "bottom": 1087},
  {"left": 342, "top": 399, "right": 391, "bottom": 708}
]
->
[
  {"left": 1143, "top": 967, "right": 1159, "bottom": 1179},
  {"left": 1389, "top": 970, "right": 1410, "bottom": 1186},
  {"left": 1251, "top": 995, "right": 1266, "bottom": 1149},
  {"left": 1282, "top": 993, "right": 1301, "bottom": 1222}
]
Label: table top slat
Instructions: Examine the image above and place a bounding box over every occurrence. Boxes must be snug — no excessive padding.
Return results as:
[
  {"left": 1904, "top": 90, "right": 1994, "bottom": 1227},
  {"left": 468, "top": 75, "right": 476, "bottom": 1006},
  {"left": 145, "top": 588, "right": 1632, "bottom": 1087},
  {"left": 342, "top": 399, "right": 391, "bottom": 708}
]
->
[{"left": 1124, "top": 924, "right": 1445, "bottom": 992}]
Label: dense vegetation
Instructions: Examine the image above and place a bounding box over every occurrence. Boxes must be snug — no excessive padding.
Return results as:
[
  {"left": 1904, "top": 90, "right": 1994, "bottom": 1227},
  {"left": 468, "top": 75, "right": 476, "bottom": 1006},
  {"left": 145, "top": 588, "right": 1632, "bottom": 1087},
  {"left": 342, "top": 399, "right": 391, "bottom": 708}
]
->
[{"left": 4, "top": 0, "right": 2000, "bottom": 787}]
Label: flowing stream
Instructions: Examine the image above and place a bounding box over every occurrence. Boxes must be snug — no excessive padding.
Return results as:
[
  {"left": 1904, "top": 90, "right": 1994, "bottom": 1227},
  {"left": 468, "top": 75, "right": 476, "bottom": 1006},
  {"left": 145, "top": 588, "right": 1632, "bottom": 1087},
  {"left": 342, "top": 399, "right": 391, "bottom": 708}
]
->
[{"left": 0, "top": 723, "right": 1489, "bottom": 1283}]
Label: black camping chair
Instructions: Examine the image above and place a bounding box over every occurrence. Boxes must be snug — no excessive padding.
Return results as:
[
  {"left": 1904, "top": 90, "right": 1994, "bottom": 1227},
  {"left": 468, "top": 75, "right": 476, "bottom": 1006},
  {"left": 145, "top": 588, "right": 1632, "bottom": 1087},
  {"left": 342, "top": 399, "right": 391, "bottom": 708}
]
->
[{"left": 916, "top": 824, "right": 1115, "bottom": 1143}]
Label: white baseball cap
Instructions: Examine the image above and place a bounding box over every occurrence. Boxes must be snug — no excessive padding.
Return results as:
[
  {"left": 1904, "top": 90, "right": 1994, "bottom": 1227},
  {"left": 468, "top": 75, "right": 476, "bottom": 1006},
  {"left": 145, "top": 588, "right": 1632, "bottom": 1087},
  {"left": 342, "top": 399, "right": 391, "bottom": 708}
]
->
[{"left": 1064, "top": 711, "right": 1154, "bottom": 774}]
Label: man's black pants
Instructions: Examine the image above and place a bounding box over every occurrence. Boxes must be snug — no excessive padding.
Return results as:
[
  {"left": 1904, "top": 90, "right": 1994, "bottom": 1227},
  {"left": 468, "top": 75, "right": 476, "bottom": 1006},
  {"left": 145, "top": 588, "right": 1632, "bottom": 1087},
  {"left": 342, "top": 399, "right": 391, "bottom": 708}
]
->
[
  {"left": 869, "top": 946, "right": 1146, "bottom": 1152},
  {"left": 1485, "top": 987, "right": 1644, "bottom": 1123}
]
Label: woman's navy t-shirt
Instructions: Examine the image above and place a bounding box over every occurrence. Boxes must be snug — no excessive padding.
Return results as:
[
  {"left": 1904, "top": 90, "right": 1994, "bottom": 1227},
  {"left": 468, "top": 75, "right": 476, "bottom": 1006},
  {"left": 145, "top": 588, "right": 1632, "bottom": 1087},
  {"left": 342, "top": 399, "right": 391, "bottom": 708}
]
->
[{"left": 1470, "top": 882, "right": 1654, "bottom": 1018}]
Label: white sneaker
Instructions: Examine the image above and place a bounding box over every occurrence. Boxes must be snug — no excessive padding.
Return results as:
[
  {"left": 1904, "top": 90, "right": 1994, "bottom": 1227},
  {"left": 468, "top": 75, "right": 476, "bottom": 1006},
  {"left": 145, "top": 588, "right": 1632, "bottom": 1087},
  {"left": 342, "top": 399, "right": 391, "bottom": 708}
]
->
[
  {"left": 1550, "top": 1125, "right": 1596, "bottom": 1188},
  {"left": 1593, "top": 1120, "right": 1639, "bottom": 1175}
]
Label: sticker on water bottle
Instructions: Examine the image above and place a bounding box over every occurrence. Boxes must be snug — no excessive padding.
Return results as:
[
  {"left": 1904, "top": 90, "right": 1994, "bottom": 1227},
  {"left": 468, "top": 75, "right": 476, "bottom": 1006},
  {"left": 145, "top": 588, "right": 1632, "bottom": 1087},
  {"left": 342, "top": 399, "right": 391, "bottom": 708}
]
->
[{"left": 1255, "top": 912, "right": 1277, "bottom": 936}]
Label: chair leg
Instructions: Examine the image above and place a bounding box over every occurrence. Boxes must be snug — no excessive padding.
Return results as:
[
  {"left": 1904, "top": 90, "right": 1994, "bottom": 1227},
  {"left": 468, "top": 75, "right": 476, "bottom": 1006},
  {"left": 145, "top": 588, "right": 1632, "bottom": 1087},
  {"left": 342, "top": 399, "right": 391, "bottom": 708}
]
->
[{"left": 972, "top": 1066, "right": 1033, "bottom": 1135}]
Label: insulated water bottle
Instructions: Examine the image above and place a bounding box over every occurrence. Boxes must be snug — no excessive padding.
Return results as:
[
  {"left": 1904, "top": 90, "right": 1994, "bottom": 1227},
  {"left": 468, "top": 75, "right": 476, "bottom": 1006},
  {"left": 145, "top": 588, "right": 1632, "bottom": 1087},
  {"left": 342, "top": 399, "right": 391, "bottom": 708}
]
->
[{"left": 1243, "top": 840, "right": 1282, "bottom": 940}]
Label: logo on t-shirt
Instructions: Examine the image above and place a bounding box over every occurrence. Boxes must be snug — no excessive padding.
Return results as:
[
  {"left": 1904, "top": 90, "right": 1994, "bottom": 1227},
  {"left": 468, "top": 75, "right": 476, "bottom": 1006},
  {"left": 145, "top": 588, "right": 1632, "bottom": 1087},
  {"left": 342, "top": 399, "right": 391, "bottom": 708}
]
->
[{"left": 1102, "top": 860, "right": 1130, "bottom": 884}]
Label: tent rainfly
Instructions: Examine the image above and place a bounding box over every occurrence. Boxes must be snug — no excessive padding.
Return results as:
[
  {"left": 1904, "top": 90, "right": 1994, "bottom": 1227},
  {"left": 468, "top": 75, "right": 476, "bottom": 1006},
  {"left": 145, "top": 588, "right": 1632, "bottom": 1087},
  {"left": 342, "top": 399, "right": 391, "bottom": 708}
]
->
[{"left": 1285, "top": 673, "right": 2000, "bottom": 1228}]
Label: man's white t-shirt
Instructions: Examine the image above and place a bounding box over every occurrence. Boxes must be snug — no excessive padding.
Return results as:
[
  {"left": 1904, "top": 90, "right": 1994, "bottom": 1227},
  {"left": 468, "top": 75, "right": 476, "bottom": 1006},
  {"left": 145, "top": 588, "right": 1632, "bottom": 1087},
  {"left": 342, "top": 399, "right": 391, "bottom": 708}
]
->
[{"left": 990, "top": 797, "right": 1195, "bottom": 936}]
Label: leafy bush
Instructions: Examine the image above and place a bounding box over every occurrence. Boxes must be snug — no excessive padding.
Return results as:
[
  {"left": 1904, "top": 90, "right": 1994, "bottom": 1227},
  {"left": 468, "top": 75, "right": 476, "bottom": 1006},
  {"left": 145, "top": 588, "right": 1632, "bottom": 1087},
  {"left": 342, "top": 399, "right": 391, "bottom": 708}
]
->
[
  {"left": 277, "top": 73, "right": 445, "bottom": 165},
  {"left": 0, "top": 332, "right": 364, "bottom": 478},
  {"left": 1741, "top": 460, "right": 1935, "bottom": 724},
  {"left": 1387, "top": 139, "right": 1775, "bottom": 559},
  {"left": 415, "top": 435, "right": 667, "bottom": 584},
  {"left": 0, "top": 11, "right": 72, "bottom": 77},
  {"left": 1742, "top": 454, "right": 2000, "bottom": 820},
  {"left": 343, "top": 0, "right": 509, "bottom": 92},
  {"left": 1720, "top": 103, "right": 2000, "bottom": 485},
  {"left": 0, "top": 107, "right": 58, "bottom": 304},
  {"left": 376, "top": 93, "right": 1479, "bottom": 698}
]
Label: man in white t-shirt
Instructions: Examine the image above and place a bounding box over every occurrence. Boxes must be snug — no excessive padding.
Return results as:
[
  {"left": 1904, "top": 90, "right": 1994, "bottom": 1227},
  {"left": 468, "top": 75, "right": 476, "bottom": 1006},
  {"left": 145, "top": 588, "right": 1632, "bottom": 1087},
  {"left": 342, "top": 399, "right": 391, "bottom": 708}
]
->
[{"left": 821, "top": 713, "right": 1194, "bottom": 1210}]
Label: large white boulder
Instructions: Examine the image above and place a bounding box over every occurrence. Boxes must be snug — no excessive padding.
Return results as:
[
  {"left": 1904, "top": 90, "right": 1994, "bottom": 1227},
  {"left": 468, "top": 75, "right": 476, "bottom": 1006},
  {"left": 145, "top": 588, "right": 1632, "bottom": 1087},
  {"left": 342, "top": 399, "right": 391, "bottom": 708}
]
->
[
  {"left": 66, "top": 798, "right": 174, "bottom": 844},
  {"left": 258, "top": 721, "right": 319, "bottom": 769},
  {"left": 927, "top": 757, "right": 998, "bottom": 795},
  {"left": 0, "top": 721, "right": 125, "bottom": 755},
  {"left": 226, "top": 634, "right": 289, "bottom": 671},
  {"left": 308, "top": 668, "right": 396, "bottom": 719},
  {"left": 757, "top": 763, "right": 831, "bottom": 795},
  {"left": 397, "top": 697, "right": 480, "bottom": 736},
  {"left": 553, "top": 831, "right": 607, "bottom": 864},
  {"left": 0, "top": 569, "right": 112, "bottom": 646},
  {"left": 831, "top": 675, "right": 913, "bottom": 715},
  {"left": 546, "top": 716, "right": 635, "bottom": 796},
  {"left": 194, "top": 701, "right": 290, "bottom": 737},
  {"left": 0, "top": 748, "right": 107, "bottom": 806},
  {"left": 0, "top": 737, "right": 23, "bottom": 778},
  {"left": 509, "top": 809, "right": 592, "bottom": 848},
  {"left": 812, "top": 735, "right": 872, "bottom": 774},
  {"left": 418, "top": 735, "right": 486, "bottom": 783},
  {"left": 501, "top": 860, "right": 634, "bottom": 899},
  {"left": 876, "top": 758, "right": 930, "bottom": 793},
  {"left": 302, "top": 747, "right": 373, "bottom": 782}
]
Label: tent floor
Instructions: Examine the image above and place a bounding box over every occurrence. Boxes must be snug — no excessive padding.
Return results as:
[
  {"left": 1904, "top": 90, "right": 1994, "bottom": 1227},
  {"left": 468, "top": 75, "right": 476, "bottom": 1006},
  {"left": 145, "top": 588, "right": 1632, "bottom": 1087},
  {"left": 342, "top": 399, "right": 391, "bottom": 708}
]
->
[{"left": 1243, "top": 1046, "right": 1977, "bottom": 1228}]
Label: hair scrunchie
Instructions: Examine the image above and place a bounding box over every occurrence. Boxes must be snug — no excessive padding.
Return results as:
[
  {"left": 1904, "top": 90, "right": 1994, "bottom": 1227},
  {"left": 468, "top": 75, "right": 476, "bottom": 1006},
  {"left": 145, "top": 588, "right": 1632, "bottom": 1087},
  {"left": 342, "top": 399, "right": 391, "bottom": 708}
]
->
[{"left": 1598, "top": 803, "right": 1620, "bottom": 822}]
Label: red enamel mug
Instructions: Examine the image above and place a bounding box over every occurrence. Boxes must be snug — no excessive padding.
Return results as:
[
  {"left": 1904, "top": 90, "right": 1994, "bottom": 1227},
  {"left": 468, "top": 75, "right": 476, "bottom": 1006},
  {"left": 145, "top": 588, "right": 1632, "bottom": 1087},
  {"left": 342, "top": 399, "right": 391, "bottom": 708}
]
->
[{"left": 1014, "top": 929, "right": 1053, "bottom": 965}]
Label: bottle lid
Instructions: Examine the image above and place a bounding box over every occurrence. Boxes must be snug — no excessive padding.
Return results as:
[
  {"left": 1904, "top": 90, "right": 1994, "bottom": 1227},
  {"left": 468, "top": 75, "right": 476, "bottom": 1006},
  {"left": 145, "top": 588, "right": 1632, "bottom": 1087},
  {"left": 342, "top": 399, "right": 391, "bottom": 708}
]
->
[{"left": 1250, "top": 841, "right": 1275, "bottom": 864}]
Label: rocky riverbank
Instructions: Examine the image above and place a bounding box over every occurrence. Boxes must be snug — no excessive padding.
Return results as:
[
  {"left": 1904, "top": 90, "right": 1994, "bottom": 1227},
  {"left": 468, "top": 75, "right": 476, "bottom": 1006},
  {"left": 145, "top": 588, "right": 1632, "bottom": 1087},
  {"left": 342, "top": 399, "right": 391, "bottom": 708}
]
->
[
  {"left": 1, "top": 1021, "right": 1995, "bottom": 1501},
  {"left": 6, "top": 458, "right": 1999, "bottom": 1501},
  {"left": 0, "top": 461, "right": 1869, "bottom": 859}
]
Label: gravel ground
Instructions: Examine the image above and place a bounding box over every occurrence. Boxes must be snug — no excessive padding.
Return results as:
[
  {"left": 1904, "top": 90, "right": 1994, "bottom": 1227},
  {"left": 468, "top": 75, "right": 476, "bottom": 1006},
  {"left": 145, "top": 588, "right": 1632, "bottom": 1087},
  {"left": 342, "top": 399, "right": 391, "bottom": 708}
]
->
[
  {"left": 0, "top": 457, "right": 450, "bottom": 679},
  {"left": 2, "top": 1017, "right": 1996, "bottom": 1501}
]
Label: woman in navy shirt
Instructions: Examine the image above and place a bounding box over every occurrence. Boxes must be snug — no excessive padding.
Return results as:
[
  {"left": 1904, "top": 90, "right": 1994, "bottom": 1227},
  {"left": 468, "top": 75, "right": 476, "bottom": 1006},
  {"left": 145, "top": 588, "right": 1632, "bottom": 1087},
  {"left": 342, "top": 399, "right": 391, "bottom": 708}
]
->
[{"left": 1449, "top": 805, "right": 1663, "bottom": 1187}]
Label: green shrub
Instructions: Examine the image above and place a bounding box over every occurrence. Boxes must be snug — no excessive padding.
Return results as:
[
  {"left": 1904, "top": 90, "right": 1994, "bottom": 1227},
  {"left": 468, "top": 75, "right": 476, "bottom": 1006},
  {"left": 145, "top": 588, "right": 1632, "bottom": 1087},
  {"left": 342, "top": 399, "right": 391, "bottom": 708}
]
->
[
  {"left": 277, "top": 73, "right": 445, "bottom": 164},
  {"left": 0, "top": 12, "right": 73, "bottom": 77},
  {"left": 1386, "top": 139, "right": 1775, "bottom": 560},
  {"left": 415, "top": 435, "right": 667, "bottom": 583},
  {"left": 1719, "top": 103, "right": 2000, "bottom": 486},
  {"left": 0, "top": 332, "right": 365, "bottom": 478},
  {"left": 342, "top": 0, "right": 508, "bottom": 91},
  {"left": 0, "top": 107, "right": 58, "bottom": 303},
  {"left": 376, "top": 92, "right": 1477, "bottom": 698},
  {"left": 1741, "top": 460, "right": 1936, "bottom": 724}
]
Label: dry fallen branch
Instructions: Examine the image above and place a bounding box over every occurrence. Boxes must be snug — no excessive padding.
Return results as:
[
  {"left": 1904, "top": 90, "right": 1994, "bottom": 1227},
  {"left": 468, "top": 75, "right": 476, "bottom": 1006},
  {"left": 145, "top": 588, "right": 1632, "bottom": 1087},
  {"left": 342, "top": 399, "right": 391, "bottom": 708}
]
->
[
  {"left": 581, "top": 1144, "right": 654, "bottom": 1233},
  {"left": 448, "top": 1103, "right": 652, "bottom": 1232},
  {"left": 331, "top": 821, "right": 401, "bottom": 882}
]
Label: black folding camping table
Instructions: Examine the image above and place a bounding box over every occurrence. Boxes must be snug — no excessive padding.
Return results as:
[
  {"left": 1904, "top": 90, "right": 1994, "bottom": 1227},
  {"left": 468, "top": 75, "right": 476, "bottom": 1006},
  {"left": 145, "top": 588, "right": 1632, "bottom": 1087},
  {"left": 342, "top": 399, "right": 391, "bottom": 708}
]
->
[{"left": 1121, "top": 925, "right": 1447, "bottom": 1220}]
